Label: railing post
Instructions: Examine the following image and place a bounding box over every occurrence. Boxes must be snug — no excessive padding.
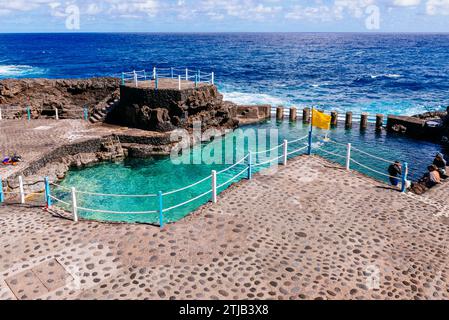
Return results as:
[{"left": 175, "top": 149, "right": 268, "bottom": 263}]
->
[
  {"left": 83, "top": 107, "right": 88, "bottom": 121},
  {"left": 143, "top": 70, "right": 147, "bottom": 81},
  {"left": 401, "top": 162, "right": 409, "bottom": 193},
  {"left": 247, "top": 152, "right": 253, "bottom": 180},
  {"left": 171, "top": 67, "right": 174, "bottom": 79},
  {"left": 178, "top": 75, "right": 181, "bottom": 90},
  {"left": 133, "top": 70, "right": 138, "bottom": 87},
  {"left": 158, "top": 191, "right": 164, "bottom": 229},
  {"left": 283, "top": 140, "right": 288, "bottom": 166},
  {"left": 185, "top": 68, "right": 188, "bottom": 80},
  {"left": 44, "top": 177, "right": 52, "bottom": 208},
  {"left": 155, "top": 75, "right": 159, "bottom": 90},
  {"left": 346, "top": 143, "right": 352, "bottom": 171},
  {"left": 307, "top": 130, "right": 313, "bottom": 155},
  {"left": 18, "top": 176, "right": 25, "bottom": 204},
  {"left": 121, "top": 72, "right": 125, "bottom": 85},
  {"left": 54, "top": 108, "right": 59, "bottom": 120},
  {"left": 27, "top": 107, "right": 31, "bottom": 121},
  {"left": 153, "top": 67, "right": 156, "bottom": 80},
  {"left": 198, "top": 70, "right": 201, "bottom": 82},
  {"left": 211, "top": 170, "right": 217, "bottom": 204},
  {"left": 71, "top": 187, "right": 78, "bottom": 222},
  {"left": 195, "top": 74, "right": 198, "bottom": 88},
  {"left": 0, "top": 176, "right": 4, "bottom": 203},
  {"left": 211, "top": 72, "right": 214, "bottom": 85}
]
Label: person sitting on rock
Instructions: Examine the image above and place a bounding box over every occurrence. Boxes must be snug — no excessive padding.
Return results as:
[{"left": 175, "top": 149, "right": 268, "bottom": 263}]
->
[
  {"left": 433, "top": 152, "right": 447, "bottom": 178},
  {"left": 427, "top": 165, "right": 442, "bottom": 188},
  {"left": 388, "top": 161, "right": 402, "bottom": 188}
]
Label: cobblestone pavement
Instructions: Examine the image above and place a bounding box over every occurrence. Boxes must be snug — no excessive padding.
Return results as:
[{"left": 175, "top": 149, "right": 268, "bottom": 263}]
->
[{"left": 1, "top": 155, "right": 448, "bottom": 300}]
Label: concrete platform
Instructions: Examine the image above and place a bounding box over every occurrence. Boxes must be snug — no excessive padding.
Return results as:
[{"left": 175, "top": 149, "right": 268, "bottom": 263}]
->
[
  {"left": 1, "top": 156, "right": 448, "bottom": 300},
  {"left": 123, "top": 78, "right": 210, "bottom": 90}
]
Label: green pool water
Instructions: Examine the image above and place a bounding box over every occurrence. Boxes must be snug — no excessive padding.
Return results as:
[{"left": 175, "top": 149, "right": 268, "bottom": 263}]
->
[{"left": 53, "top": 120, "right": 447, "bottom": 224}]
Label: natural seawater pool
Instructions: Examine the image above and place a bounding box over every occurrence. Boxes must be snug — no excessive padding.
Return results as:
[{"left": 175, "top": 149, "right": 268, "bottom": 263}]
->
[{"left": 53, "top": 120, "right": 448, "bottom": 225}]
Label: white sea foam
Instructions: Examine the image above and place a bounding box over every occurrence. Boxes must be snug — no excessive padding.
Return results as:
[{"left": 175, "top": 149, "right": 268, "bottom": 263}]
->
[
  {"left": 0, "top": 65, "right": 46, "bottom": 77},
  {"left": 222, "top": 91, "right": 288, "bottom": 106},
  {"left": 370, "top": 74, "right": 401, "bottom": 79}
]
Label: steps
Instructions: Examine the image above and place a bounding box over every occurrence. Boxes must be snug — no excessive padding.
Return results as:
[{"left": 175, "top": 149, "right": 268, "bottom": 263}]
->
[{"left": 89, "top": 98, "right": 120, "bottom": 124}]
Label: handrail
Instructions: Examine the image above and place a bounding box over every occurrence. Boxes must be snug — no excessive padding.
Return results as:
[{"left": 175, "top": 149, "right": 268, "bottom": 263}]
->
[
  {"left": 216, "top": 154, "right": 249, "bottom": 175},
  {"left": 350, "top": 158, "right": 399, "bottom": 180},
  {"left": 217, "top": 167, "right": 248, "bottom": 189},
  {"left": 163, "top": 175, "right": 212, "bottom": 196},
  {"left": 77, "top": 206, "right": 158, "bottom": 215},
  {"left": 163, "top": 190, "right": 212, "bottom": 213},
  {"left": 351, "top": 146, "right": 396, "bottom": 164}
]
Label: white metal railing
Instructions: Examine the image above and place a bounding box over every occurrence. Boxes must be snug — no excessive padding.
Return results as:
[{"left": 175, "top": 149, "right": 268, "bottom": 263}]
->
[
  {"left": 315, "top": 137, "right": 409, "bottom": 192},
  {"left": 121, "top": 67, "right": 215, "bottom": 90},
  {"left": 0, "top": 106, "right": 91, "bottom": 121}
]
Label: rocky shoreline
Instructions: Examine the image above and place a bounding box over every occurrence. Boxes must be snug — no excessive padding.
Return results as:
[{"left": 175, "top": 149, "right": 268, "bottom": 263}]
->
[{"left": 0, "top": 78, "right": 120, "bottom": 119}]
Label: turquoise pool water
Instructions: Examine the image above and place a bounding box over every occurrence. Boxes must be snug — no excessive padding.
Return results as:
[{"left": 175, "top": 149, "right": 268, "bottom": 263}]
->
[{"left": 53, "top": 120, "right": 447, "bottom": 225}]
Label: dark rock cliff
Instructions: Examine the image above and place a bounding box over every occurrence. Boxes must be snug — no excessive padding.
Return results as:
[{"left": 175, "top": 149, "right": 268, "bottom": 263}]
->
[
  {"left": 106, "top": 84, "right": 239, "bottom": 132},
  {"left": 0, "top": 78, "right": 119, "bottom": 118}
]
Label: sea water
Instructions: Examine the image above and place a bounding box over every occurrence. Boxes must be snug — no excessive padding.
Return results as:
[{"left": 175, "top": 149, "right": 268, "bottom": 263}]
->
[{"left": 0, "top": 33, "right": 448, "bottom": 115}]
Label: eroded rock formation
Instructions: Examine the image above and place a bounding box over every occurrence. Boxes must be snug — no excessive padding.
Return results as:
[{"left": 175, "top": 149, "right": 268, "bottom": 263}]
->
[
  {"left": 0, "top": 78, "right": 119, "bottom": 118},
  {"left": 106, "top": 84, "right": 239, "bottom": 133}
]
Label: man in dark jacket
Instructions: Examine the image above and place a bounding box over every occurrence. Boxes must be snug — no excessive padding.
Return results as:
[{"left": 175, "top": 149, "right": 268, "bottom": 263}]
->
[
  {"left": 433, "top": 153, "right": 447, "bottom": 178},
  {"left": 388, "top": 161, "right": 402, "bottom": 188}
]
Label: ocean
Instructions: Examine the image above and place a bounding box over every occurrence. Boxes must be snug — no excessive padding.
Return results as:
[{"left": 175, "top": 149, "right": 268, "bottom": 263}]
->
[{"left": 0, "top": 33, "right": 448, "bottom": 116}]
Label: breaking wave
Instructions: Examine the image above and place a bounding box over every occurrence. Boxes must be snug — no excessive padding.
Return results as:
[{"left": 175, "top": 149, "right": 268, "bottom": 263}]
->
[{"left": 0, "top": 65, "right": 46, "bottom": 78}]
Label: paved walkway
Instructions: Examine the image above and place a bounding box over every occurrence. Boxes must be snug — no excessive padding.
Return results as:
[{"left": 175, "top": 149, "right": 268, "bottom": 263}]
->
[{"left": 1, "top": 156, "right": 448, "bottom": 300}]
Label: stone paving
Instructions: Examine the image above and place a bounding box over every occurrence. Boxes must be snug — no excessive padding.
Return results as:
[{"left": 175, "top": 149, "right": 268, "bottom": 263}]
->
[{"left": 1, "top": 155, "right": 449, "bottom": 300}]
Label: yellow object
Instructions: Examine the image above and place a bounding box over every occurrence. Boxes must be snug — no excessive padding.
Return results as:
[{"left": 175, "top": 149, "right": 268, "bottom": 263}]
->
[{"left": 312, "top": 109, "right": 331, "bottom": 130}]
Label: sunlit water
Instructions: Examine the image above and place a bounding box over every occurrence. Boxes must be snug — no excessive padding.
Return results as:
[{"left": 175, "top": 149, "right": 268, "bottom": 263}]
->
[
  {"left": 53, "top": 120, "right": 447, "bottom": 224},
  {"left": 1, "top": 33, "right": 449, "bottom": 115}
]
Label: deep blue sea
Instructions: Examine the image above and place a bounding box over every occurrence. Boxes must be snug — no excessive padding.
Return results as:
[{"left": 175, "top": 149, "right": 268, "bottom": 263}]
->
[{"left": 1, "top": 33, "right": 449, "bottom": 115}]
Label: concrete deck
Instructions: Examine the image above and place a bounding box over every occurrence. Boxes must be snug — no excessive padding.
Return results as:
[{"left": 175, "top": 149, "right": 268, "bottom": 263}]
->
[
  {"left": 123, "top": 78, "right": 210, "bottom": 90},
  {"left": 1, "top": 156, "right": 448, "bottom": 300}
]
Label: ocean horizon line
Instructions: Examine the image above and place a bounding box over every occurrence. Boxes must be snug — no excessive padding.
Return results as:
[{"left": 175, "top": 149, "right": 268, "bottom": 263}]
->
[{"left": 1, "top": 31, "right": 449, "bottom": 35}]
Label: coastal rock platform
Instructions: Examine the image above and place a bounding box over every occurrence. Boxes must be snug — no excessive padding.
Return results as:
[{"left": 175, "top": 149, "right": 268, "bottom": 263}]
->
[
  {"left": 0, "top": 120, "right": 174, "bottom": 188},
  {"left": 1, "top": 156, "right": 448, "bottom": 300}
]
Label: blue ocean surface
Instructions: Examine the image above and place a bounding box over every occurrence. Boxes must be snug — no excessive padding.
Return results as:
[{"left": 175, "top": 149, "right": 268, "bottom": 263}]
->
[{"left": 0, "top": 33, "right": 448, "bottom": 115}]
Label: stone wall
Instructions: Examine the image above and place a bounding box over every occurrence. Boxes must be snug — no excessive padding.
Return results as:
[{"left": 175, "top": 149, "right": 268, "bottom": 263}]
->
[{"left": 106, "top": 84, "right": 238, "bottom": 132}]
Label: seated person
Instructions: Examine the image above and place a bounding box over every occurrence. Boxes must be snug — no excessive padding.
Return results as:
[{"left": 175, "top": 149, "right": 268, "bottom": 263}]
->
[
  {"left": 433, "top": 153, "right": 447, "bottom": 178},
  {"left": 427, "top": 165, "right": 442, "bottom": 188},
  {"left": 388, "top": 161, "right": 402, "bottom": 188}
]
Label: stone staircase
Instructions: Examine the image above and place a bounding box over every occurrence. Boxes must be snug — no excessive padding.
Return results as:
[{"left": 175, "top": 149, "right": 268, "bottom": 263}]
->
[{"left": 89, "top": 98, "right": 120, "bottom": 124}]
